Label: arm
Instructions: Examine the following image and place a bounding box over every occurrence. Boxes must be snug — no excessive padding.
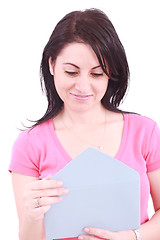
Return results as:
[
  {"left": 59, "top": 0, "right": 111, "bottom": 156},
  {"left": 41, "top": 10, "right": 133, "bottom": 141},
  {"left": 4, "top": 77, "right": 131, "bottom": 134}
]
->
[
  {"left": 12, "top": 172, "right": 68, "bottom": 240},
  {"left": 78, "top": 168, "right": 160, "bottom": 240},
  {"left": 140, "top": 168, "right": 160, "bottom": 239}
]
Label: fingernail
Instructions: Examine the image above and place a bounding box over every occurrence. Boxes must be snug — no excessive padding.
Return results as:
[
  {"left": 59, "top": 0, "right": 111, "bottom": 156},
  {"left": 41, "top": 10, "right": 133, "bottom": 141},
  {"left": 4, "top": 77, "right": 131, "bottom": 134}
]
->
[
  {"left": 64, "top": 189, "right": 69, "bottom": 194},
  {"left": 78, "top": 236, "right": 83, "bottom": 240},
  {"left": 58, "top": 197, "right": 62, "bottom": 201},
  {"left": 84, "top": 228, "right": 90, "bottom": 232},
  {"left": 57, "top": 181, "right": 63, "bottom": 186}
]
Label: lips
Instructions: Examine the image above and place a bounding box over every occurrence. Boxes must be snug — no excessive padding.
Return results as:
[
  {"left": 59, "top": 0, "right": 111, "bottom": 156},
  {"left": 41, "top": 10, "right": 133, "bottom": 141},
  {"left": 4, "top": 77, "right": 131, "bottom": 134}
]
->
[{"left": 70, "top": 93, "right": 93, "bottom": 101}]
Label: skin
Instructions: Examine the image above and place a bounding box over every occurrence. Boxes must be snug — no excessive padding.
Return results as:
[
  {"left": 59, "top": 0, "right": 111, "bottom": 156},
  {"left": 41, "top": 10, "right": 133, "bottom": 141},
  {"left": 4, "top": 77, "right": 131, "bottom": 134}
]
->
[
  {"left": 49, "top": 42, "right": 109, "bottom": 114},
  {"left": 12, "top": 42, "right": 160, "bottom": 240}
]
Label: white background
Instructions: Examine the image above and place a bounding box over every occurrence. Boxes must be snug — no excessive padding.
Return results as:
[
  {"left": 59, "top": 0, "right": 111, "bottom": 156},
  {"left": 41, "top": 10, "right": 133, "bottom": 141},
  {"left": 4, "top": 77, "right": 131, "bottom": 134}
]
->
[{"left": 0, "top": 0, "right": 160, "bottom": 239}]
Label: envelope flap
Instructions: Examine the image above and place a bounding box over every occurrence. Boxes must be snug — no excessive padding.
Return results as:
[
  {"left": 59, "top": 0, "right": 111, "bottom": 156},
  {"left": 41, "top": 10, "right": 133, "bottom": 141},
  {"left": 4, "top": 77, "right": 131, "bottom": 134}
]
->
[{"left": 52, "top": 148, "right": 140, "bottom": 187}]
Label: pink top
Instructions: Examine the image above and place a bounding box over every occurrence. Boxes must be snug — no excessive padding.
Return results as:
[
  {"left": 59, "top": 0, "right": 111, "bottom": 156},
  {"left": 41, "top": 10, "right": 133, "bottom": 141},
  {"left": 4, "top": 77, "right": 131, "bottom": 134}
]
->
[{"left": 9, "top": 113, "right": 160, "bottom": 227}]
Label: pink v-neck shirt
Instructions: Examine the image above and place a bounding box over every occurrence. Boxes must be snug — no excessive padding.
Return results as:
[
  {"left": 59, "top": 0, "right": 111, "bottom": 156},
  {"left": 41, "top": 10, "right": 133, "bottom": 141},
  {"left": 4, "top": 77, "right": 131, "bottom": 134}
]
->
[{"left": 9, "top": 113, "right": 160, "bottom": 224}]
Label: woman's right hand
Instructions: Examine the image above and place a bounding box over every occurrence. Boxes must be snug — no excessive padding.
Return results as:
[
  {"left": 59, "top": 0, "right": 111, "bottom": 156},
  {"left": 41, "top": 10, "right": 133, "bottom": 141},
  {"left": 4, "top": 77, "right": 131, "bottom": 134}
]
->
[{"left": 22, "top": 175, "right": 69, "bottom": 221}]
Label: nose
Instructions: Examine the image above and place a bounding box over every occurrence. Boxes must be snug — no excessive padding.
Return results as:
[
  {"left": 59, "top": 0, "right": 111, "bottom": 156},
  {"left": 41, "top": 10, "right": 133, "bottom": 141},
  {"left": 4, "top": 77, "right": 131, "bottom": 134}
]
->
[{"left": 74, "top": 74, "right": 91, "bottom": 93}]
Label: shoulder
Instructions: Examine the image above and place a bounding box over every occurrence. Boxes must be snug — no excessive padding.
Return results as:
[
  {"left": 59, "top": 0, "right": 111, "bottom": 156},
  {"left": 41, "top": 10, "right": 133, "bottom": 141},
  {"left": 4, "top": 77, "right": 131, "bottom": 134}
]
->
[
  {"left": 126, "top": 113, "right": 157, "bottom": 130},
  {"left": 124, "top": 113, "right": 160, "bottom": 145},
  {"left": 125, "top": 113, "right": 160, "bottom": 148},
  {"left": 13, "top": 119, "right": 53, "bottom": 149},
  {"left": 20, "top": 119, "right": 52, "bottom": 139}
]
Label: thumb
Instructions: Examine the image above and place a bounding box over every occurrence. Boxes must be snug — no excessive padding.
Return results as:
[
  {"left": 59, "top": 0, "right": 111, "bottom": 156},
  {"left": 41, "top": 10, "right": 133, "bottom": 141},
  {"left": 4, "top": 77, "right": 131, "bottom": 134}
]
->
[{"left": 42, "top": 175, "right": 52, "bottom": 180}]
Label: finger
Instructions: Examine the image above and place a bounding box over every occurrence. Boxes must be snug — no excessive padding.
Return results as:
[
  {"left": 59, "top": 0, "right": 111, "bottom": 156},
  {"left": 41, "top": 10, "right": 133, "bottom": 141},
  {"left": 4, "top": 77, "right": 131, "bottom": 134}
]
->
[
  {"left": 31, "top": 179, "right": 63, "bottom": 190},
  {"left": 36, "top": 196, "right": 63, "bottom": 206},
  {"left": 33, "top": 187, "right": 69, "bottom": 198},
  {"left": 83, "top": 227, "right": 113, "bottom": 239},
  {"left": 32, "top": 205, "right": 52, "bottom": 220},
  {"left": 42, "top": 175, "right": 52, "bottom": 180},
  {"left": 78, "top": 235, "right": 101, "bottom": 240},
  {"left": 34, "top": 195, "right": 62, "bottom": 208}
]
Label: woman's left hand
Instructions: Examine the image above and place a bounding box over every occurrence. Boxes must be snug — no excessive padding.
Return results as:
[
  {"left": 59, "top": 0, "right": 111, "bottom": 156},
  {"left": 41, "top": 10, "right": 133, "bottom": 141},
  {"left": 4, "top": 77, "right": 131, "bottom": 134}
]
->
[{"left": 78, "top": 227, "right": 136, "bottom": 240}]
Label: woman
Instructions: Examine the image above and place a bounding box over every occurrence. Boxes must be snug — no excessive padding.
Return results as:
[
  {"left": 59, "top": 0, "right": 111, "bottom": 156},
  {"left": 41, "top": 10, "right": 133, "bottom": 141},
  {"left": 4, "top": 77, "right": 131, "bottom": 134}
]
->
[{"left": 9, "top": 8, "right": 160, "bottom": 240}]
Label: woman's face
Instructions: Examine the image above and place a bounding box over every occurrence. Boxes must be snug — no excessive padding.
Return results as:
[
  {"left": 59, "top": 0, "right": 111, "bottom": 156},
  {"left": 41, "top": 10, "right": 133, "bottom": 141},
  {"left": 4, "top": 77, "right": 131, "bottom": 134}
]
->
[{"left": 49, "top": 42, "right": 109, "bottom": 113}]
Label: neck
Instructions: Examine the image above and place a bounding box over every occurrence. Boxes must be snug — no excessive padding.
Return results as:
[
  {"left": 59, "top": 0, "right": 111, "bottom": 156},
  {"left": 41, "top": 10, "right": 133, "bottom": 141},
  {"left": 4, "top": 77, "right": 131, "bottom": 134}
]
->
[{"left": 61, "top": 104, "right": 107, "bottom": 130}]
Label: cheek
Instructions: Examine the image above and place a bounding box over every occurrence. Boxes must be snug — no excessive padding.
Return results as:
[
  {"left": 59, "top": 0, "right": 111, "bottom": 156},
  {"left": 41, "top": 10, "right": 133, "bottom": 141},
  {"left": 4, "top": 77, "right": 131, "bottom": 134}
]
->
[
  {"left": 97, "top": 80, "right": 109, "bottom": 95},
  {"left": 54, "top": 76, "right": 71, "bottom": 100},
  {"left": 54, "top": 77, "right": 64, "bottom": 96}
]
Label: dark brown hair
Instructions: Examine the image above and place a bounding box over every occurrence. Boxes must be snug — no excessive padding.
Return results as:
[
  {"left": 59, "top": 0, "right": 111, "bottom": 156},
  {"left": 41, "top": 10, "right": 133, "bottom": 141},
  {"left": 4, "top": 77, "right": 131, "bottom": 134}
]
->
[{"left": 35, "top": 8, "right": 129, "bottom": 126}]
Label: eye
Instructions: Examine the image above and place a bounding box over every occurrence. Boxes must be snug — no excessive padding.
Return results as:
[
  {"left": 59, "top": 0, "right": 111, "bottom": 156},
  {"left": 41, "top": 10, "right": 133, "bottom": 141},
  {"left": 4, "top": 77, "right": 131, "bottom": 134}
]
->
[
  {"left": 65, "top": 71, "right": 78, "bottom": 76},
  {"left": 91, "top": 73, "right": 103, "bottom": 78}
]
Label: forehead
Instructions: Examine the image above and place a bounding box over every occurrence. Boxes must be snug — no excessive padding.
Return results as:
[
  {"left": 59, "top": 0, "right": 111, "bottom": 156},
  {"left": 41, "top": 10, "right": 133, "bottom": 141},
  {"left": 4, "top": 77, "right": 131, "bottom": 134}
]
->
[{"left": 55, "top": 42, "right": 100, "bottom": 67}]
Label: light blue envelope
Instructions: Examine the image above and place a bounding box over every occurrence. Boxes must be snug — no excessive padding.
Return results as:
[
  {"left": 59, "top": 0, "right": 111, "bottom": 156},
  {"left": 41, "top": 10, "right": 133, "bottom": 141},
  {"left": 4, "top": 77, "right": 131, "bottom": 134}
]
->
[{"left": 45, "top": 148, "right": 140, "bottom": 240}]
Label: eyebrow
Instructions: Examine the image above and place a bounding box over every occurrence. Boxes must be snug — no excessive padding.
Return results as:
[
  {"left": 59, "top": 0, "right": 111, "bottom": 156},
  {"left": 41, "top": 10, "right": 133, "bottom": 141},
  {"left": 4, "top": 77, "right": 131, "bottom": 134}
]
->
[
  {"left": 63, "top": 63, "right": 80, "bottom": 69},
  {"left": 63, "top": 63, "right": 101, "bottom": 70}
]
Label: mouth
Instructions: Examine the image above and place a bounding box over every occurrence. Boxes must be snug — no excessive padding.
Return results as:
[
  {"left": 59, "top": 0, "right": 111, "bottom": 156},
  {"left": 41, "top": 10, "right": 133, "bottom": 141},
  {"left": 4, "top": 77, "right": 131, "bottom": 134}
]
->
[{"left": 69, "top": 93, "right": 93, "bottom": 101}]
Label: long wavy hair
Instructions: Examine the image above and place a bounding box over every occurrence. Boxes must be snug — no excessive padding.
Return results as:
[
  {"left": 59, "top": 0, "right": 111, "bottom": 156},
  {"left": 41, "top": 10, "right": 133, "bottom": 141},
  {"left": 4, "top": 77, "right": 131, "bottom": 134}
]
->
[{"left": 34, "top": 8, "right": 130, "bottom": 126}]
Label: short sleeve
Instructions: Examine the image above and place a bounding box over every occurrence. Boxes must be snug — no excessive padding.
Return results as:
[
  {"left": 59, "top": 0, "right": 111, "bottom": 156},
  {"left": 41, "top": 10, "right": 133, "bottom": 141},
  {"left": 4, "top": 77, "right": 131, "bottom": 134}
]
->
[
  {"left": 146, "top": 122, "right": 160, "bottom": 172},
  {"left": 9, "top": 130, "right": 39, "bottom": 177}
]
